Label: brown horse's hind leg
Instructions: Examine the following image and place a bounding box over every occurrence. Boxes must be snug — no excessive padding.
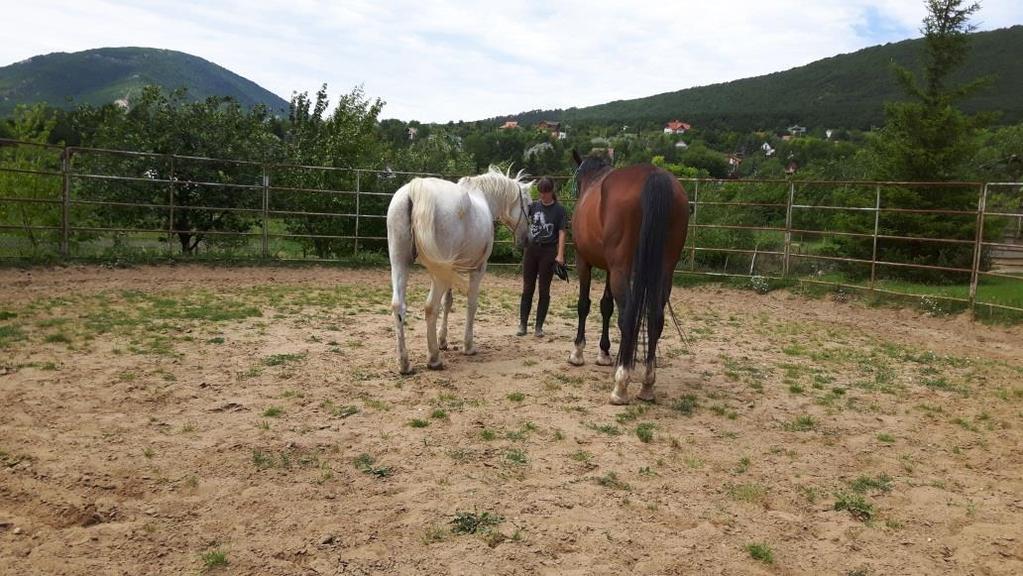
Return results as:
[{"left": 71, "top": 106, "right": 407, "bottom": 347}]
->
[
  {"left": 637, "top": 277, "right": 670, "bottom": 402},
  {"left": 596, "top": 280, "right": 614, "bottom": 366},
  {"left": 568, "top": 260, "right": 592, "bottom": 366},
  {"left": 609, "top": 267, "right": 632, "bottom": 405}
]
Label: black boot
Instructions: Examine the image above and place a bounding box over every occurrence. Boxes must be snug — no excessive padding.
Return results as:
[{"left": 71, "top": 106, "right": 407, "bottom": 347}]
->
[
  {"left": 535, "top": 294, "right": 550, "bottom": 337},
  {"left": 518, "top": 293, "right": 532, "bottom": 336}
]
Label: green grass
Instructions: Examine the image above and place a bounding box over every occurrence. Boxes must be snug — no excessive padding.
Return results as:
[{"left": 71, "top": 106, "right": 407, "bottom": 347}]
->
[
  {"left": 201, "top": 549, "right": 228, "bottom": 570},
  {"left": 408, "top": 419, "right": 430, "bottom": 428},
  {"left": 450, "top": 510, "right": 503, "bottom": 534},
  {"left": 850, "top": 473, "right": 893, "bottom": 494},
  {"left": 635, "top": 422, "right": 655, "bottom": 443},
  {"left": 506, "top": 392, "right": 525, "bottom": 402},
  {"left": 262, "top": 406, "right": 283, "bottom": 418},
  {"left": 784, "top": 414, "right": 817, "bottom": 432},
  {"left": 834, "top": 491, "right": 874, "bottom": 521},
  {"left": 354, "top": 453, "right": 392, "bottom": 477},
  {"left": 745, "top": 542, "right": 774, "bottom": 564},
  {"left": 262, "top": 353, "right": 306, "bottom": 366},
  {"left": 0, "top": 324, "right": 26, "bottom": 347},
  {"left": 671, "top": 394, "right": 698, "bottom": 415},
  {"left": 596, "top": 471, "right": 631, "bottom": 491}
]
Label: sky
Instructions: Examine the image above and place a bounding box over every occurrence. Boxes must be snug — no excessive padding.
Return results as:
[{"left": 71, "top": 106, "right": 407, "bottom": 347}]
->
[{"left": 3, "top": 1, "right": 1022, "bottom": 123}]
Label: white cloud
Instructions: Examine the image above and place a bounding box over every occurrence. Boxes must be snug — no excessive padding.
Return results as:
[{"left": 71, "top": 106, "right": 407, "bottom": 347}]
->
[{"left": 2, "top": 0, "right": 1020, "bottom": 122}]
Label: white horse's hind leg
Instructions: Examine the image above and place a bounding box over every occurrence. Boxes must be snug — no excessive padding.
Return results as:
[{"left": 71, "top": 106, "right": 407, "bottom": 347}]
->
[
  {"left": 463, "top": 268, "right": 485, "bottom": 355},
  {"left": 424, "top": 280, "right": 448, "bottom": 370},
  {"left": 389, "top": 239, "right": 412, "bottom": 375},
  {"left": 438, "top": 289, "right": 453, "bottom": 350}
]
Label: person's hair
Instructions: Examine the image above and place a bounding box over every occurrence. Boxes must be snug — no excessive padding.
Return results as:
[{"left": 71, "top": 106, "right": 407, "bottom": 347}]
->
[{"left": 537, "top": 177, "right": 557, "bottom": 201}]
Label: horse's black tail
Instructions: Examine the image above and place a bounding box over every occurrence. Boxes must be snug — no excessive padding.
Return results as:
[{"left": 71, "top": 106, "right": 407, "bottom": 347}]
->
[{"left": 619, "top": 170, "right": 675, "bottom": 371}]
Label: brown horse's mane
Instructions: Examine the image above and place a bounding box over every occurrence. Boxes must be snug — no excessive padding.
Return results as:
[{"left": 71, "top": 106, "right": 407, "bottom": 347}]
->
[{"left": 575, "top": 155, "right": 613, "bottom": 199}]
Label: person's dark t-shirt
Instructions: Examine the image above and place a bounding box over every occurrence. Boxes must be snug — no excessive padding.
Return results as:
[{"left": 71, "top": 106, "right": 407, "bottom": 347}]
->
[{"left": 528, "top": 201, "right": 567, "bottom": 246}]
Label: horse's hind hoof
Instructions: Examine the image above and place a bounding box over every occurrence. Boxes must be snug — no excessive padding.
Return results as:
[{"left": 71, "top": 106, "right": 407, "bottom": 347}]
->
[
  {"left": 596, "top": 353, "right": 613, "bottom": 366},
  {"left": 635, "top": 391, "right": 656, "bottom": 403},
  {"left": 462, "top": 346, "right": 478, "bottom": 356},
  {"left": 609, "top": 393, "right": 630, "bottom": 405},
  {"left": 427, "top": 361, "right": 445, "bottom": 371}
]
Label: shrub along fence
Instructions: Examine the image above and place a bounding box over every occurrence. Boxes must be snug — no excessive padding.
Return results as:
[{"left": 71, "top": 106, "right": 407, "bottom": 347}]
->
[{"left": 1, "top": 138, "right": 1020, "bottom": 317}]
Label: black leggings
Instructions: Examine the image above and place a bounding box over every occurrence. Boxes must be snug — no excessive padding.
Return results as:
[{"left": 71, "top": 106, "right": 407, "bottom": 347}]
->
[{"left": 521, "top": 243, "right": 556, "bottom": 328}]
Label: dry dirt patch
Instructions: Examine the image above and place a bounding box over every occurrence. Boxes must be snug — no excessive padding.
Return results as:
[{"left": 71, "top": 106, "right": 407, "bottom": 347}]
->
[{"left": 1, "top": 265, "right": 1022, "bottom": 575}]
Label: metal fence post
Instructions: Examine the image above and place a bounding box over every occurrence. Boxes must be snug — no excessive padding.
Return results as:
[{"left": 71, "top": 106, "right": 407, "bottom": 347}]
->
[
  {"left": 968, "top": 183, "right": 989, "bottom": 316},
  {"left": 60, "top": 147, "right": 70, "bottom": 258},
  {"left": 782, "top": 181, "right": 795, "bottom": 277},
  {"left": 688, "top": 179, "right": 699, "bottom": 271},
  {"left": 354, "top": 170, "right": 361, "bottom": 257},
  {"left": 869, "top": 184, "right": 881, "bottom": 291},
  {"left": 261, "top": 164, "right": 270, "bottom": 259},
  {"left": 167, "top": 155, "right": 176, "bottom": 256}
]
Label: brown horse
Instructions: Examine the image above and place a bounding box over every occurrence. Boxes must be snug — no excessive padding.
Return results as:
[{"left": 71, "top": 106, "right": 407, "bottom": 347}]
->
[{"left": 568, "top": 151, "right": 689, "bottom": 404}]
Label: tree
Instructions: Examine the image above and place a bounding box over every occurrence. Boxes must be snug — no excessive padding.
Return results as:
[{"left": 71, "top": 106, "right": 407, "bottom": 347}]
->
[
  {"left": 71, "top": 86, "right": 280, "bottom": 255},
  {"left": 865, "top": 0, "right": 998, "bottom": 281},
  {"left": 0, "top": 104, "right": 63, "bottom": 255},
  {"left": 871, "top": 0, "right": 991, "bottom": 181},
  {"left": 277, "top": 85, "right": 386, "bottom": 258}
]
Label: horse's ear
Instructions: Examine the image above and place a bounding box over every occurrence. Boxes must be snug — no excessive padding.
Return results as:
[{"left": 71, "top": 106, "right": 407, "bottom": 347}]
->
[{"left": 572, "top": 149, "right": 582, "bottom": 166}]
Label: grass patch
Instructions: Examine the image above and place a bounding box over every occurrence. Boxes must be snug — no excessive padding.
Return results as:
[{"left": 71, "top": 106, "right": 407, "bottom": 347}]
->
[
  {"left": 596, "top": 471, "right": 631, "bottom": 491},
  {"left": 0, "top": 324, "right": 26, "bottom": 347},
  {"left": 671, "top": 394, "right": 698, "bottom": 415},
  {"left": 506, "top": 392, "right": 525, "bottom": 402},
  {"left": 635, "top": 422, "right": 655, "bottom": 443},
  {"left": 450, "top": 511, "right": 503, "bottom": 534},
  {"left": 505, "top": 449, "right": 528, "bottom": 465},
  {"left": 834, "top": 491, "right": 874, "bottom": 521},
  {"left": 589, "top": 423, "right": 622, "bottom": 436},
  {"left": 850, "top": 474, "right": 893, "bottom": 494},
  {"left": 201, "top": 549, "right": 228, "bottom": 570},
  {"left": 745, "top": 542, "right": 774, "bottom": 564},
  {"left": 262, "top": 353, "right": 306, "bottom": 367},
  {"left": 730, "top": 483, "right": 767, "bottom": 504},
  {"left": 784, "top": 414, "right": 816, "bottom": 432},
  {"left": 354, "top": 453, "right": 392, "bottom": 478},
  {"left": 408, "top": 419, "right": 430, "bottom": 428},
  {"left": 262, "top": 406, "right": 283, "bottom": 418}
]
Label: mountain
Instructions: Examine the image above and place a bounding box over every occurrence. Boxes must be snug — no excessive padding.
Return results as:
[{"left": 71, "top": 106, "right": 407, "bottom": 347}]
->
[
  {"left": 0, "top": 47, "right": 289, "bottom": 116},
  {"left": 499, "top": 26, "right": 1023, "bottom": 131}
]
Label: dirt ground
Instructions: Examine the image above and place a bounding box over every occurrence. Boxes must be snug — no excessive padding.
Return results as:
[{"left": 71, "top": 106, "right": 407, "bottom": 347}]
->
[{"left": 1, "top": 264, "right": 1022, "bottom": 575}]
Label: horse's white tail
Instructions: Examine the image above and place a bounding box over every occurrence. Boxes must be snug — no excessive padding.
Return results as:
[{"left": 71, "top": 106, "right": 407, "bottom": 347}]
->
[{"left": 408, "top": 180, "right": 469, "bottom": 291}]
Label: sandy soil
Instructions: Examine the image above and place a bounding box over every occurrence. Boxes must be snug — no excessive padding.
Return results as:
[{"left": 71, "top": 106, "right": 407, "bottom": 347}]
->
[{"left": 1, "top": 264, "right": 1022, "bottom": 575}]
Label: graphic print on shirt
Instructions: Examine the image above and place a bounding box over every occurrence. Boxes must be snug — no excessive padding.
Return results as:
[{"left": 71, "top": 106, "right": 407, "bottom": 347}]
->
[{"left": 530, "top": 208, "right": 555, "bottom": 244}]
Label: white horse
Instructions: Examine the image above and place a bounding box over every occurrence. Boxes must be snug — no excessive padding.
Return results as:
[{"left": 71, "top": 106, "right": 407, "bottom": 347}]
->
[{"left": 387, "top": 167, "right": 531, "bottom": 374}]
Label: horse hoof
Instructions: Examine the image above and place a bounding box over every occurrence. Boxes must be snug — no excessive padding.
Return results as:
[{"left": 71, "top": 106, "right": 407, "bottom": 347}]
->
[
  {"left": 568, "top": 353, "right": 585, "bottom": 366},
  {"left": 399, "top": 364, "right": 413, "bottom": 375},
  {"left": 596, "top": 353, "right": 613, "bottom": 366},
  {"left": 439, "top": 341, "right": 449, "bottom": 351},
  {"left": 427, "top": 360, "right": 444, "bottom": 370},
  {"left": 609, "top": 392, "right": 630, "bottom": 405},
  {"left": 462, "top": 346, "right": 478, "bottom": 356},
  {"left": 635, "top": 391, "right": 656, "bottom": 403}
]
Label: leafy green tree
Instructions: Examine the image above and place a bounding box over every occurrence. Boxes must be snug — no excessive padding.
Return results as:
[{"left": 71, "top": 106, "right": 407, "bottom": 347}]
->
[
  {"left": 276, "top": 85, "right": 387, "bottom": 258},
  {"left": 0, "top": 104, "right": 63, "bottom": 255},
  {"left": 71, "top": 86, "right": 279, "bottom": 254}
]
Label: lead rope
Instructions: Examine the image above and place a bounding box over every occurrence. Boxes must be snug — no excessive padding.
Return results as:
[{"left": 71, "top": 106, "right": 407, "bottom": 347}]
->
[{"left": 667, "top": 298, "right": 693, "bottom": 354}]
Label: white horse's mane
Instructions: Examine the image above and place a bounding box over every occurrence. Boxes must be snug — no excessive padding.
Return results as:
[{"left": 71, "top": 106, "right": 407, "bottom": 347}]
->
[{"left": 458, "top": 165, "right": 530, "bottom": 218}]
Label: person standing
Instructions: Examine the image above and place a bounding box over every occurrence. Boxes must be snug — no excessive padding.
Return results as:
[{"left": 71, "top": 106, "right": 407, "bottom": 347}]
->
[{"left": 518, "top": 177, "right": 567, "bottom": 337}]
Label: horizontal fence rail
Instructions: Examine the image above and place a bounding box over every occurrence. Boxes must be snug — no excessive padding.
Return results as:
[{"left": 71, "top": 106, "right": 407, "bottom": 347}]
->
[{"left": 1, "top": 138, "right": 1021, "bottom": 316}]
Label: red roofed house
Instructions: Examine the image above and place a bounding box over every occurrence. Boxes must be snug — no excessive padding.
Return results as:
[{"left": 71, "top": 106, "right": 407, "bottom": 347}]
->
[
  {"left": 499, "top": 121, "right": 519, "bottom": 130},
  {"left": 663, "top": 120, "right": 691, "bottom": 135}
]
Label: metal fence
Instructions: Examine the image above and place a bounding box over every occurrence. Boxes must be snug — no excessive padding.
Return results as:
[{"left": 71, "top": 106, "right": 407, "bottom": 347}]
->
[{"left": 1, "top": 138, "right": 1021, "bottom": 316}]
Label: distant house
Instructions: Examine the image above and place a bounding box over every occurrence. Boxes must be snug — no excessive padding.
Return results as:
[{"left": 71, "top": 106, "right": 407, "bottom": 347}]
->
[
  {"left": 663, "top": 120, "right": 691, "bottom": 135},
  {"left": 761, "top": 142, "right": 775, "bottom": 156},
  {"left": 728, "top": 154, "right": 743, "bottom": 167},
  {"left": 787, "top": 125, "right": 807, "bottom": 136},
  {"left": 499, "top": 121, "right": 519, "bottom": 130},
  {"left": 407, "top": 127, "right": 418, "bottom": 141},
  {"left": 536, "top": 120, "right": 561, "bottom": 133},
  {"left": 785, "top": 159, "right": 799, "bottom": 175},
  {"left": 825, "top": 129, "right": 834, "bottom": 140},
  {"left": 674, "top": 140, "right": 689, "bottom": 149}
]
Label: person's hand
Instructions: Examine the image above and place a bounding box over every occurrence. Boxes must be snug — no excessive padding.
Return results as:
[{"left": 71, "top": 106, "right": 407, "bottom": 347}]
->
[{"left": 555, "top": 255, "right": 565, "bottom": 266}]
